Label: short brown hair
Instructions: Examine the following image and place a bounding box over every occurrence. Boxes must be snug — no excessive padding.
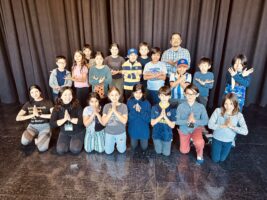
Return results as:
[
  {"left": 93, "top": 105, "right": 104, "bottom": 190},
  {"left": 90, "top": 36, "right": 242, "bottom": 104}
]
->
[
  {"left": 184, "top": 84, "right": 199, "bottom": 94},
  {"left": 198, "top": 57, "right": 212, "bottom": 66},
  {"left": 158, "top": 86, "right": 171, "bottom": 96},
  {"left": 139, "top": 42, "right": 149, "bottom": 49},
  {"left": 56, "top": 55, "right": 66, "bottom": 62}
]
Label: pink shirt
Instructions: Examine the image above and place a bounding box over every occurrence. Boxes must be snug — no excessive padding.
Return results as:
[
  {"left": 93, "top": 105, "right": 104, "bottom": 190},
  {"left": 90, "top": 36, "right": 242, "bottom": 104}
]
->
[{"left": 72, "top": 65, "right": 89, "bottom": 88}]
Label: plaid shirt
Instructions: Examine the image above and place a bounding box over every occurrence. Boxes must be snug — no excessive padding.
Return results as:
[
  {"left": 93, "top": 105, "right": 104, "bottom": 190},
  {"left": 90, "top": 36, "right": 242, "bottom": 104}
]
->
[{"left": 161, "top": 47, "right": 191, "bottom": 76}]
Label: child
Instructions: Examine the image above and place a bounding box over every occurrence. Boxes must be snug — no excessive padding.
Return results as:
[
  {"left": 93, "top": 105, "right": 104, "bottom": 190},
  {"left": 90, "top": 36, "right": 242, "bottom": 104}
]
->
[
  {"left": 151, "top": 86, "right": 176, "bottom": 156},
  {"left": 16, "top": 85, "right": 53, "bottom": 152},
  {"left": 170, "top": 59, "right": 192, "bottom": 108},
  {"left": 225, "top": 54, "right": 254, "bottom": 111},
  {"left": 83, "top": 92, "right": 105, "bottom": 153},
  {"left": 138, "top": 42, "right": 151, "bottom": 88},
  {"left": 49, "top": 55, "right": 72, "bottom": 102},
  {"left": 122, "top": 48, "right": 142, "bottom": 100},
  {"left": 102, "top": 87, "right": 128, "bottom": 154},
  {"left": 137, "top": 42, "right": 151, "bottom": 69},
  {"left": 89, "top": 51, "right": 112, "bottom": 101},
  {"left": 208, "top": 93, "right": 248, "bottom": 163},
  {"left": 50, "top": 87, "right": 85, "bottom": 155},
  {"left": 143, "top": 47, "right": 167, "bottom": 105},
  {"left": 68, "top": 50, "right": 90, "bottom": 108},
  {"left": 176, "top": 84, "right": 209, "bottom": 164},
  {"left": 127, "top": 84, "right": 151, "bottom": 151},
  {"left": 83, "top": 44, "right": 95, "bottom": 68},
  {"left": 104, "top": 43, "right": 125, "bottom": 99},
  {"left": 193, "top": 57, "right": 214, "bottom": 107}
]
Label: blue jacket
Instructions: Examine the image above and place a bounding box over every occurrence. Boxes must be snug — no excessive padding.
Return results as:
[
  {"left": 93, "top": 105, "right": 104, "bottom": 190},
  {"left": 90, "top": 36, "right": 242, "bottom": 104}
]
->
[{"left": 127, "top": 98, "right": 151, "bottom": 140}]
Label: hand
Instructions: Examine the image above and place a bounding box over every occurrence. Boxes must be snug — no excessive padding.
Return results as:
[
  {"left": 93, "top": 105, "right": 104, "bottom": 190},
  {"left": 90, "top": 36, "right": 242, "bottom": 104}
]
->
[
  {"left": 99, "top": 77, "right": 105, "bottom": 83},
  {"left": 228, "top": 67, "right": 237, "bottom": 77},
  {"left": 32, "top": 105, "right": 39, "bottom": 117},
  {"left": 160, "top": 109, "right": 166, "bottom": 119},
  {"left": 93, "top": 75, "right": 98, "bottom": 80},
  {"left": 111, "top": 70, "right": 119, "bottom": 75},
  {"left": 188, "top": 113, "right": 195, "bottom": 123},
  {"left": 111, "top": 103, "right": 117, "bottom": 112},
  {"left": 64, "top": 110, "right": 71, "bottom": 121},
  {"left": 195, "top": 78, "right": 205, "bottom": 85},
  {"left": 242, "top": 68, "right": 254, "bottom": 77},
  {"left": 135, "top": 103, "right": 141, "bottom": 112},
  {"left": 205, "top": 79, "right": 214, "bottom": 84},
  {"left": 224, "top": 117, "right": 233, "bottom": 128},
  {"left": 55, "top": 86, "right": 61, "bottom": 91}
]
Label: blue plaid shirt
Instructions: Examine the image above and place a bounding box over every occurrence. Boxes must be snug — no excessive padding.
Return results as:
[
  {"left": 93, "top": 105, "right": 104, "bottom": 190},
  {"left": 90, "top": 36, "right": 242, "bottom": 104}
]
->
[{"left": 161, "top": 47, "right": 191, "bottom": 76}]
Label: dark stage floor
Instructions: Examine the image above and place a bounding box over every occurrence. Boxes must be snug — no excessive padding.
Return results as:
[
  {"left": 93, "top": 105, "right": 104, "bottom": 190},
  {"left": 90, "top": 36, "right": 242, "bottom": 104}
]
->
[{"left": 0, "top": 104, "right": 267, "bottom": 200}]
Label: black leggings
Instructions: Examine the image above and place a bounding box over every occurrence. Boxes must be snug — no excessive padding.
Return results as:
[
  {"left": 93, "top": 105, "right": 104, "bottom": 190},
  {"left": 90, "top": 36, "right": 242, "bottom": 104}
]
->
[
  {"left": 56, "top": 130, "right": 85, "bottom": 155},
  {"left": 76, "top": 87, "right": 90, "bottom": 108}
]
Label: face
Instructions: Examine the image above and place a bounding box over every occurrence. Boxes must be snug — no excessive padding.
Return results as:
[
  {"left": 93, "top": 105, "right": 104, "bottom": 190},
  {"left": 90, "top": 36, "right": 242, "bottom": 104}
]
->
[
  {"left": 224, "top": 99, "right": 235, "bottom": 113},
  {"left": 170, "top": 34, "right": 182, "bottom": 48},
  {"left": 30, "top": 88, "right": 41, "bottom": 100},
  {"left": 185, "top": 89, "right": 198, "bottom": 103},
  {"left": 133, "top": 90, "right": 143, "bottom": 100},
  {"left": 139, "top": 46, "right": 149, "bottom": 56},
  {"left": 108, "top": 90, "right": 120, "bottom": 103},
  {"left": 56, "top": 58, "right": 66, "bottom": 70},
  {"left": 83, "top": 48, "right": 91, "bottom": 58},
  {"left": 74, "top": 52, "right": 83, "bottom": 63},
  {"left": 89, "top": 97, "right": 99, "bottom": 108},
  {"left": 128, "top": 53, "right": 138, "bottom": 62},
  {"left": 110, "top": 46, "right": 119, "bottom": 56},
  {"left": 151, "top": 53, "right": 161, "bottom": 63},
  {"left": 95, "top": 55, "right": 104, "bottom": 66},
  {"left": 61, "top": 89, "right": 73, "bottom": 104},
  {"left": 199, "top": 62, "right": 211, "bottom": 74},
  {"left": 177, "top": 66, "right": 187, "bottom": 75},
  {"left": 159, "top": 93, "right": 170, "bottom": 104},
  {"left": 233, "top": 59, "right": 243, "bottom": 72}
]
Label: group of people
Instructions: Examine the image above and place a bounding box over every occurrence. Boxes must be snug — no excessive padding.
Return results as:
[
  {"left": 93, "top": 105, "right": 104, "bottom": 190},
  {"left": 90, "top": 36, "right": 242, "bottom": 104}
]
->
[{"left": 16, "top": 33, "right": 253, "bottom": 165}]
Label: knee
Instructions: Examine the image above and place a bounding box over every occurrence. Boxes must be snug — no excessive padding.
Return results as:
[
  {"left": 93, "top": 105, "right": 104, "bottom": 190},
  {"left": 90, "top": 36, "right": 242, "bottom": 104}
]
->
[
  {"left": 21, "top": 136, "right": 30, "bottom": 146},
  {"left": 179, "top": 146, "right": 190, "bottom": 154},
  {"left": 194, "top": 140, "right": 205, "bottom": 148},
  {"left": 37, "top": 145, "right": 49, "bottom": 152},
  {"left": 56, "top": 144, "right": 67, "bottom": 155},
  {"left": 105, "top": 148, "right": 114, "bottom": 155},
  {"left": 70, "top": 147, "right": 82, "bottom": 155}
]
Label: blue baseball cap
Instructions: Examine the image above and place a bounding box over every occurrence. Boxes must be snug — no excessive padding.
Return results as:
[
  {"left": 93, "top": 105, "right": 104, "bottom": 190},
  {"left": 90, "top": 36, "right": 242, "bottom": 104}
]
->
[
  {"left": 177, "top": 59, "right": 189, "bottom": 68},
  {"left": 127, "top": 48, "right": 138, "bottom": 56}
]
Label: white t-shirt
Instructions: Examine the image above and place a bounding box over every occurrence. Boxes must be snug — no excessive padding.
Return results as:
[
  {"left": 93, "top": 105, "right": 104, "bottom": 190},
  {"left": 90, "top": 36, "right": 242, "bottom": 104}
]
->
[{"left": 143, "top": 61, "right": 167, "bottom": 90}]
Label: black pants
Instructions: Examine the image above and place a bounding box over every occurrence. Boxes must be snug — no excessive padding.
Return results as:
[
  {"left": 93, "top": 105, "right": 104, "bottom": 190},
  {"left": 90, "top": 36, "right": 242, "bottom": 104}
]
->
[{"left": 76, "top": 87, "right": 90, "bottom": 108}]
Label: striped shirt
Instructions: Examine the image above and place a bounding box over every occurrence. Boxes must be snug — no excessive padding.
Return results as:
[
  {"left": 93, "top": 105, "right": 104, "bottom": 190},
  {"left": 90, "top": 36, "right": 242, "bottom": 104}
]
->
[
  {"left": 122, "top": 60, "right": 142, "bottom": 90},
  {"left": 161, "top": 47, "right": 191, "bottom": 75}
]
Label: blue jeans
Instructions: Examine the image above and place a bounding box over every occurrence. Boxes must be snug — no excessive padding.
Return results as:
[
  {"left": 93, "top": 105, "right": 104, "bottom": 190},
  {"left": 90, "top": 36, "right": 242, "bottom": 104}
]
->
[
  {"left": 211, "top": 138, "right": 232, "bottom": 162},
  {"left": 153, "top": 139, "right": 172, "bottom": 156},
  {"left": 131, "top": 138, "right": 148, "bottom": 150},
  {"left": 105, "top": 132, "right": 126, "bottom": 154},
  {"left": 147, "top": 90, "right": 160, "bottom": 106}
]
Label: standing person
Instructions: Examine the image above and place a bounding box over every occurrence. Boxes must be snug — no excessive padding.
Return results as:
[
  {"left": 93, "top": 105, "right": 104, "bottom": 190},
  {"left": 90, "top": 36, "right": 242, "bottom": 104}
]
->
[
  {"left": 16, "top": 85, "right": 53, "bottom": 152},
  {"left": 122, "top": 48, "right": 142, "bottom": 100},
  {"left": 224, "top": 54, "right": 254, "bottom": 111},
  {"left": 143, "top": 47, "right": 167, "bottom": 105},
  {"left": 138, "top": 42, "right": 151, "bottom": 88},
  {"left": 83, "top": 92, "right": 105, "bottom": 153},
  {"left": 68, "top": 50, "right": 90, "bottom": 108},
  {"left": 169, "top": 59, "right": 192, "bottom": 108},
  {"left": 176, "top": 84, "right": 209, "bottom": 165},
  {"left": 89, "top": 51, "right": 112, "bottom": 103},
  {"left": 151, "top": 86, "right": 176, "bottom": 156},
  {"left": 127, "top": 84, "right": 151, "bottom": 151},
  {"left": 104, "top": 43, "right": 125, "bottom": 100},
  {"left": 102, "top": 87, "right": 128, "bottom": 154},
  {"left": 208, "top": 93, "right": 248, "bottom": 163},
  {"left": 83, "top": 44, "right": 95, "bottom": 68},
  {"left": 50, "top": 87, "right": 85, "bottom": 155},
  {"left": 161, "top": 33, "right": 191, "bottom": 81},
  {"left": 49, "top": 55, "right": 72, "bottom": 102},
  {"left": 193, "top": 57, "right": 214, "bottom": 107}
]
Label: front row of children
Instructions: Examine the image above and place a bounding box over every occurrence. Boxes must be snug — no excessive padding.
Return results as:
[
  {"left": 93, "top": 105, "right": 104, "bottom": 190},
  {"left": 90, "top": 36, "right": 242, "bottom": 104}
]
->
[{"left": 16, "top": 82, "right": 248, "bottom": 165}]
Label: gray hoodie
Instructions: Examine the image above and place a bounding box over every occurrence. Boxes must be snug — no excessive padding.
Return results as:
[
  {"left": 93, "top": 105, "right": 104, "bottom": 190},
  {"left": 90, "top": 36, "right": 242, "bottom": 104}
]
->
[{"left": 49, "top": 69, "right": 72, "bottom": 94}]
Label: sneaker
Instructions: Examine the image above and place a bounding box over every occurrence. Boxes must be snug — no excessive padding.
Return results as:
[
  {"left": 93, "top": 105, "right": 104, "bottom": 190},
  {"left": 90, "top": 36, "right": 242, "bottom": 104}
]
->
[{"left": 196, "top": 158, "right": 204, "bottom": 165}]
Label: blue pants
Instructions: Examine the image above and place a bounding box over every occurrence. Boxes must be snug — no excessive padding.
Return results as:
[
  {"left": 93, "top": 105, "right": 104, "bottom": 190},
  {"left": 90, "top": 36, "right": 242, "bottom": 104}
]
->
[
  {"left": 147, "top": 90, "right": 160, "bottom": 106},
  {"left": 153, "top": 139, "right": 172, "bottom": 156},
  {"left": 211, "top": 138, "right": 232, "bottom": 162},
  {"left": 130, "top": 138, "right": 148, "bottom": 151},
  {"left": 105, "top": 132, "right": 126, "bottom": 154}
]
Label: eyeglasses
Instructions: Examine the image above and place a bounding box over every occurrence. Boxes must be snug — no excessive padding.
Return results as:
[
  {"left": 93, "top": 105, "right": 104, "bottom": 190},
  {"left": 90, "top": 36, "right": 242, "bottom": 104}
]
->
[{"left": 185, "top": 93, "right": 197, "bottom": 96}]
